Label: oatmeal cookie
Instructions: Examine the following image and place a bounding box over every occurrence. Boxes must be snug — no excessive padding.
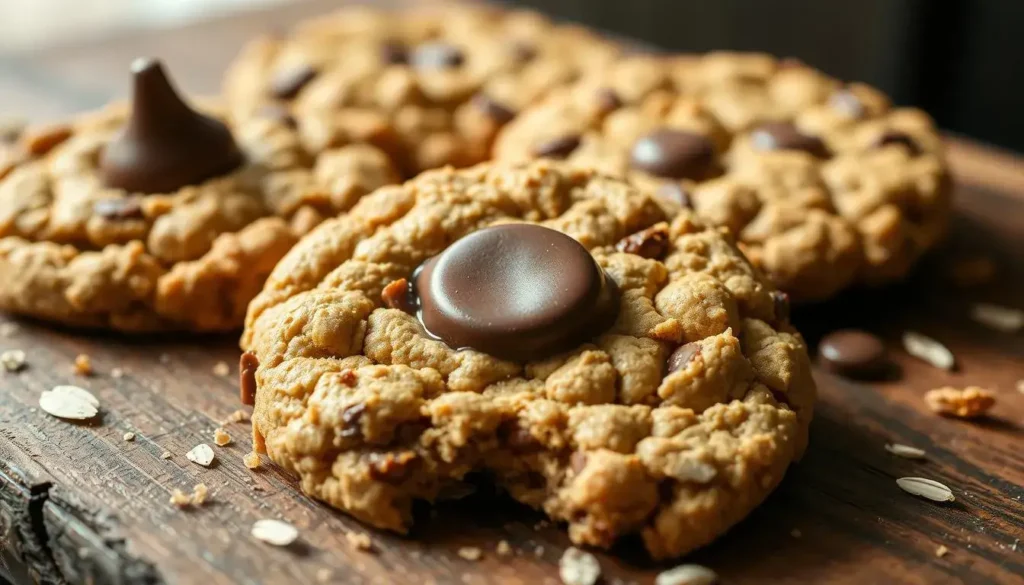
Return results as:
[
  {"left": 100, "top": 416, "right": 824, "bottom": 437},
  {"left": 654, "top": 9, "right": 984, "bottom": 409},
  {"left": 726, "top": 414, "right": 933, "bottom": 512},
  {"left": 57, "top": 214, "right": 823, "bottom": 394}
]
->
[
  {"left": 493, "top": 53, "right": 951, "bottom": 301},
  {"left": 223, "top": 4, "right": 619, "bottom": 177},
  {"left": 0, "top": 58, "right": 400, "bottom": 331},
  {"left": 241, "top": 161, "right": 815, "bottom": 559}
]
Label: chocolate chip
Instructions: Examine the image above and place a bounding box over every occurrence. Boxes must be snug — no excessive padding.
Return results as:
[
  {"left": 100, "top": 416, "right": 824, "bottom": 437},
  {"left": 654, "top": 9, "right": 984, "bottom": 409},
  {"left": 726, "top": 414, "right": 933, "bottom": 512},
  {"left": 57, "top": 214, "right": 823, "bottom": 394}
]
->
[
  {"left": 667, "top": 342, "right": 700, "bottom": 373},
  {"left": 473, "top": 94, "right": 516, "bottom": 124},
  {"left": 367, "top": 451, "right": 417, "bottom": 482},
  {"left": 829, "top": 89, "right": 865, "bottom": 119},
  {"left": 750, "top": 122, "right": 831, "bottom": 159},
  {"left": 818, "top": 329, "right": 887, "bottom": 378},
  {"left": 93, "top": 198, "right": 143, "bottom": 220},
  {"left": 595, "top": 87, "right": 623, "bottom": 115},
  {"left": 874, "top": 131, "right": 921, "bottom": 156},
  {"left": 655, "top": 183, "right": 692, "bottom": 208},
  {"left": 270, "top": 64, "right": 317, "bottom": 99},
  {"left": 771, "top": 290, "right": 791, "bottom": 323},
  {"left": 510, "top": 40, "right": 537, "bottom": 63},
  {"left": 381, "top": 40, "right": 409, "bottom": 65},
  {"left": 533, "top": 134, "right": 581, "bottom": 159},
  {"left": 411, "top": 42, "right": 464, "bottom": 69},
  {"left": 340, "top": 403, "right": 366, "bottom": 439},
  {"left": 100, "top": 58, "right": 244, "bottom": 194},
  {"left": 412, "top": 224, "right": 620, "bottom": 362},
  {"left": 381, "top": 278, "right": 417, "bottom": 314},
  {"left": 630, "top": 129, "right": 717, "bottom": 180},
  {"left": 239, "top": 350, "right": 259, "bottom": 406},
  {"left": 615, "top": 225, "right": 670, "bottom": 259},
  {"left": 256, "top": 104, "right": 297, "bottom": 129}
]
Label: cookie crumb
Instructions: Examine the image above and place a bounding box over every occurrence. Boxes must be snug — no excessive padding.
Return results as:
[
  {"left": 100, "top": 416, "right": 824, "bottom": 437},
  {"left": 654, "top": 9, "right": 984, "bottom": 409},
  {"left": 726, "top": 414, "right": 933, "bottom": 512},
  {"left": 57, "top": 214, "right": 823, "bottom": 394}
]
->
[
  {"left": 110, "top": 367, "right": 124, "bottom": 379},
  {"left": 73, "top": 354, "right": 93, "bottom": 376},
  {"left": 896, "top": 477, "right": 955, "bottom": 502},
  {"left": 1, "top": 349, "right": 26, "bottom": 372},
  {"left": 212, "top": 361, "right": 231, "bottom": 377},
  {"left": 223, "top": 409, "right": 250, "bottom": 424},
  {"left": 346, "top": 531, "right": 373, "bottom": 551},
  {"left": 496, "top": 540, "right": 511, "bottom": 556},
  {"left": 39, "top": 385, "right": 99, "bottom": 420},
  {"left": 935, "top": 545, "right": 949, "bottom": 558},
  {"left": 902, "top": 332, "right": 955, "bottom": 370},
  {"left": 316, "top": 568, "right": 333, "bottom": 583},
  {"left": 252, "top": 519, "right": 299, "bottom": 546},
  {"left": 244, "top": 451, "right": 261, "bottom": 469},
  {"left": 186, "top": 443, "right": 215, "bottom": 467},
  {"left": 0, "top": 322, "right": 19, "bottom": 338},
  {"left": 885, "top": 443, "right": 927, "bottom": 459},
  {"left": 123, "top": 432, "right": 136, "bottom": 442},
  {"left": 790, "top": 528, "right": 802, "bottom": 538},
  {"left": 457, "top": 546, "right": 482, "bottom": 561},
  {"left": 949, "top": 256, "right": 995, "bottom": 287},
  {"left": 160, "top": 451, "right": 172, "bottom": 459},
  {"left": 169, "top": 488, "right": 191, "bottom": 508},
  {"left": 559, "top": 547, "right": 600, "bottom": 585},
  {"left": 213, "top": 427, "right": 232, "bottom": 446},
  {"left": 925, "top": 386, "right": 995, "bottom": 418},
  {"left": 191, "top": 483, "right": 210, "bottom": 506},
  {"left": 655, "top": 564, "right": 718, "bottom": 585},
  {"left": 970, "top": 303, "right": 1024, "bottom": 332}
]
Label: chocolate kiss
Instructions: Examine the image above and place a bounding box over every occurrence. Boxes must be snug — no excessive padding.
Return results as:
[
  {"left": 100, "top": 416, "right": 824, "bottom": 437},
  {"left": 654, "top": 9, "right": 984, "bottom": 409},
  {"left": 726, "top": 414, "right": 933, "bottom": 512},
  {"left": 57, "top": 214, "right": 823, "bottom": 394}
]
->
[{"left": 101, "top": 58, "right": 244, "bottom": 194}]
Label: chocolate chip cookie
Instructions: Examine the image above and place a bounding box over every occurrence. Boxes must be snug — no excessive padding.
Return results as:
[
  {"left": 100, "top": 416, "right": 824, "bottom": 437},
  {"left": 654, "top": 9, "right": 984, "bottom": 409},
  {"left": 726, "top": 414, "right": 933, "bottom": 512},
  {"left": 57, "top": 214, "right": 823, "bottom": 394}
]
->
[
  {"left": 494, "top": 54, "right": 952, "bottom": 301},
  {"left": 223, "top": 4, "right": 619, "bottom": 177},
  {"left": 0, "top": 59, "right": 401, "bottom": 331},
  {"left": 241, "top": 160, "right": 815, "bottom": 559}
]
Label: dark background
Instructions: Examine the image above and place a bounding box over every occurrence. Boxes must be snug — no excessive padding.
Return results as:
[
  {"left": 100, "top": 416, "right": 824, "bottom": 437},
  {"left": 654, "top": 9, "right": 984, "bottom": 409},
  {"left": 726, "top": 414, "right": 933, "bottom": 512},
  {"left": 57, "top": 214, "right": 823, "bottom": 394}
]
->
[{"left": 508, "top": 0, "right": 1024, "bottom": 154}]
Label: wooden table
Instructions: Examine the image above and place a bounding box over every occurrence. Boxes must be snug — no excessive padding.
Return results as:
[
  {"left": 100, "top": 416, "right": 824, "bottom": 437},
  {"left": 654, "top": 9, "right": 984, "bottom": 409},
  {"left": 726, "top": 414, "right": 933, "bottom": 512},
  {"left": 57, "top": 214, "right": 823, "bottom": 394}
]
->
[{"left": 1, "top": 3, "right": 1022, "bottom": 584}]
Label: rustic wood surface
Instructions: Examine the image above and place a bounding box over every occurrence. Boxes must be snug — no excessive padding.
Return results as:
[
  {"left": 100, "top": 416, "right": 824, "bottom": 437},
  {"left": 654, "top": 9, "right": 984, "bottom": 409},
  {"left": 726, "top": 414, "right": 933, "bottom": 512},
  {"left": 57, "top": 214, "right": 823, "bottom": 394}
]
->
[{"left": 1, "top": 2, "right": 1023, "bottom": 584}]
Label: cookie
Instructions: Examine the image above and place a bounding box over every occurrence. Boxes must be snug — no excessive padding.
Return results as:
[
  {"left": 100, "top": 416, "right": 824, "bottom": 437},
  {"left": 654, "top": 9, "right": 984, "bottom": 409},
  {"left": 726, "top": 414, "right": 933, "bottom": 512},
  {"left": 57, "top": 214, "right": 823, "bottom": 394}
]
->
[
  {"left": 0, "top": 59, "right": 401, "bottom": 331},
  {"left": 223, "top": 4, "right": 619, "bottom": 177},
  {"left": 241, "top": 160, "right": 815, "bottom": 559},
  {"left": 493, "top": 53, "right": 952, "bottom": 301}
]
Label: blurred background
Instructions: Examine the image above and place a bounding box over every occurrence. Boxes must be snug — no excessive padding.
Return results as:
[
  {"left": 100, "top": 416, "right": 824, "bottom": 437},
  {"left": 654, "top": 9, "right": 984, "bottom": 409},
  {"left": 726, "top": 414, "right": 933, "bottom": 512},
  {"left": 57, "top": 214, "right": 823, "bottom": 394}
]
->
[{"left": 0, "top": 0, "right": 1022, "bottom": 145}]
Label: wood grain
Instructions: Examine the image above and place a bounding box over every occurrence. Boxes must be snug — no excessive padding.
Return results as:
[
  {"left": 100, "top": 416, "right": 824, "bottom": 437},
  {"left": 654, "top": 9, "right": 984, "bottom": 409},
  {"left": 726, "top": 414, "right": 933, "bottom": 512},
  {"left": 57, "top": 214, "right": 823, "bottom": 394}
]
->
[{"left": 1, "top": 3, "right": 1023, "bottom": 585}]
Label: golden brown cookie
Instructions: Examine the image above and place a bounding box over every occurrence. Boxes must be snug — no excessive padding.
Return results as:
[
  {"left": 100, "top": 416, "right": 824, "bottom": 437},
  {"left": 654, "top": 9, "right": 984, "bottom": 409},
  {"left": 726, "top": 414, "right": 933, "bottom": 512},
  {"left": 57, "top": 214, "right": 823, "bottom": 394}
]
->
[
  {"left": 241, "top": 160, "right": 815, "bottom": 559},
  {"left": 493, "top": 53, "right": 952, "bottom": 301},
  {"left": 0, "top": 59, "right": 401, "bottom": 331},
  {"left": 223, "top": 4, "right": 619, "bottom": 177}
]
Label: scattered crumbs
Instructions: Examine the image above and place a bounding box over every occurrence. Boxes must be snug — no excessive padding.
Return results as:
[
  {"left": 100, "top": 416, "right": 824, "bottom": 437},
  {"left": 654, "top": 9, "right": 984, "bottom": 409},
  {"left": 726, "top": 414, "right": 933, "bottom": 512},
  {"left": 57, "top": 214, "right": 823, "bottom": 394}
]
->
[
  {"left": 655, "top": 564, "right": 719, "bottom": 585},
  {"left": 169, "top": 488, "right": 191, "bottom": 508},
  {"left": 191, "top": 483, "right": 210, "bottom": 506},
  {"left": 123, "top": 432, "right": 136, "bottom": 442},
  {"left": 159, "top": 353, "right": 171, "bottom": 364},
  {"left": 0, "top": 322, "right": 19, "bottom": 337},
  {"left": 534, "top": 545, "right": 545, "bottom": 557},
  {"left": 110, "top": 367, "right": 124, "bottom": 379},
  {"left": 902, "top": 331, "right": 955, "bottom": 370},
  {"left": 935, "top": 545, "right": 949, "bottom": 558},
  {"left": 39, "top": 385, "right": 99, "bottom": 420},
  {"left": 213, "top": 427, "right": 232, "bottom": 446},
  {"left": 346, "top": 531, "right": 373, "bottom": 552},
  {"left": 160, "top": 451, "right": 172, "bottom": 460},
  {"left": 251, "top": 519, "right": 299, "bottom": 546},
  {"left": 925, "top": 386, "right": 995, "bottom": 418},
  {"left": 970, "top": 303, "right": 1024, "bottom": 332},
  {"left": 212, "top": 361, "right": 231, "bottom": 377},
  {"left": 316, "top": 568, "right": 333, "bottom": 583},
  {"left": 457, "top": 546, "right": 482, "bottom": 561},
  {"left": 73, "top": 354, "right": 93, "bottom": 376},
  {"left": 885, "top": 443, "right": 927, "bottom": 459},
  {"left": 949, "top": 256, "right": 996, "bottom": 287},
  {"left": 896, "top": 477, "right": 955, "bottom": 502},
  {"left": 790, "top": 529, "right": 802, "bottom": 538},
  {"left": 496, "top": 540, "right": 511, "bottom": 556},
  {"left": 223, "top": 409, "right": 250, "bottom": 424},
  {"left": 186, "top": 443, "right": 215, "bottom": 467},
  {"left": 244, "top": 451, "right": 261, "bottom": 469},
  {"left": 559, "top": 547, "right": 601, "bottom": 585},
  {"left": 1, "top": 349, "right": 26, "bottom": 372}
]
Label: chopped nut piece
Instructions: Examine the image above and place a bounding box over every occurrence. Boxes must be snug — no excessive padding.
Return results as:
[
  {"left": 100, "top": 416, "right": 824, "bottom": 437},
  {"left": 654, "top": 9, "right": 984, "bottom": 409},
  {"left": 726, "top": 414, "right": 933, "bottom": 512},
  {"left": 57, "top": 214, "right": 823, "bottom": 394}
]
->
[
  {"left": 925, "top": 386, "right": 995, "bottom": 418},
  {"left": 935, "top": 545, "right": 949, "bottom": 558},
  {"left": 949, "top": 256, "right": 995, "bottom": 287},
  {"left": 252, "top": 519, "right": 299, "bottom": 546},
  {"left": 244, "top": 451, "right": 261, "bottom": 469},
  {"left": 186, "top": 443, "right": 216, "bottom": 467},
  {"left": 885, "top": 443, "right": 926, "bottom": 459},
  {"left": 73, "top": 354, "right": 93, "bottom": 376},
  {"left": 655, "top": 564, "right": 719, "bottom": 585},
  {"left": 123, "top": 432, "right": 136, "bottom": 442},
  {"left": 212, "top": 361, "right": 231, "bottom": 377},
  {"left": 559, "top": 547, "right": 601, "bottom": 585},
  {"left": 1, "top": 349, "right": 26, "bottom": 372},
  {"left": 213, "top": 428, "right": 232, "bottom": 446},
  {"left": 902, "top": 332, "right": 955, "bottom": 370},
  {"left": 496, "top": 540, "right": 512, "bottom": 556},
  {"left": 896, "top": 477, "right": 955, "bottom": 502},
  {"left": 39, "top": 385, "right": 99, "bottom": 420},
  {"left": 457, "top": 546, "right": 482, "bottom": 561},
  {"left": 970, "top": 303, "right": 1024, "bottom": 332},
  {"left": 346, "top": 531, "right": 373, "bottom": 551}
]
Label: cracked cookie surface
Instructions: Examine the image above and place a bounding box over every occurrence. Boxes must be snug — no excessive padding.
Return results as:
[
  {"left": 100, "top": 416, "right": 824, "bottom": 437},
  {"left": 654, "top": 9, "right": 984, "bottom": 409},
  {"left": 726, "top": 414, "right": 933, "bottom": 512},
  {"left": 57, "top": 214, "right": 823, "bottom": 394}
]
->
[
  {"left": 242, "top": 161, "right": 815, "bottom": 559},
  {"left": 223, "top": 4, "right": 619, "bottom": 177},
  {"left": 493, "top": 53, "right": 952, "bottom": 301}
]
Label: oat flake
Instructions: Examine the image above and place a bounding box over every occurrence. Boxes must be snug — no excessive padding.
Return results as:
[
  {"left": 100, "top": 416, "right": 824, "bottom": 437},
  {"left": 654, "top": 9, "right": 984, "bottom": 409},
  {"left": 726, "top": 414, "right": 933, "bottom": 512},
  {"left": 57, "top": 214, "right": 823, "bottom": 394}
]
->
[
  {"left": 186, "top": 443, "right": 215, "bottom": 467},
  {"left": 655, "top": 564, "right": 719, "bottom": 585},
  {"left": 896, "top": 477, "right": 955, "bottom": 502},
  {"left": 559, "top": 547, "right": 601, "bottom": 585},
  {"left": 970, "top": 303, "right": 1024, "bottom": 332},
  {"left": 902, "top": 332, "right": 955, "bottom": 370},
  {"left": 885, "top": 443, "right": 927, "bottom": 459},
  {"left": 39, "top": 385, "right": 99, "bottom": 420},
  {"left": 251, "top": 519, "right": 299, "bottom": 546}
]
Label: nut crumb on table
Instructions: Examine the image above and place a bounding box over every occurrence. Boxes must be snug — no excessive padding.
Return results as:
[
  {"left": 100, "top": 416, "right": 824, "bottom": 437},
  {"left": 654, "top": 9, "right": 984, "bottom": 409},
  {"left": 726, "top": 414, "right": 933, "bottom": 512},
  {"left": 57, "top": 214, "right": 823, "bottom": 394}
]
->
[
  {"left": 346, "top": 531, "right": 373, "bottom": 552},
  {"left": 123, "top": 431, "right": 135, "bottom": 441},
  {"left": 244, "top": 451, "right": 261, "bottom": 469},
  {"left": 559, "top": 547, "right": 601, "bottom": 585},
  {"left": 935, "top": 545, "right": 950, "bottom": 558},
  {"left": 73, "top": 353, "right": 93, "bottom": 376},
  {"left": 213, "top": 427, "right": 232, "bottom": 446},
  {"left": 1, "top": 348, "right": 26, "bottom": 372},
  {"left": 924, "top": 386, "right": 995, "bottom": 418}
]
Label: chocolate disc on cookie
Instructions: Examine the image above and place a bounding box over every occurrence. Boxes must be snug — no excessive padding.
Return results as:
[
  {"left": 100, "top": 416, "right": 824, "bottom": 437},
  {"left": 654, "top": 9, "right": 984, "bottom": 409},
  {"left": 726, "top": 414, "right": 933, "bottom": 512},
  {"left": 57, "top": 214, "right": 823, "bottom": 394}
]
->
[
  {"left": 750, "top": 122, "right": 831, "bottom": 159},
  {"left": 412, "top": 224, "right": 619, "bottom": 361},
  {"left": 630, "top": 129, "right": 717, "bottom": 180}
]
